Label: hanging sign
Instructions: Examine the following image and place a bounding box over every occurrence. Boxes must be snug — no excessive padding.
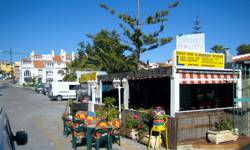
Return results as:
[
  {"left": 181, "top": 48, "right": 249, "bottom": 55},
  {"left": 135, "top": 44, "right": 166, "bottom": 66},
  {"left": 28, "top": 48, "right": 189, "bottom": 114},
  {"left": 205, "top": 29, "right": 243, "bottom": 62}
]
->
[
  {"left": 80, "top": 72, "right": 96, "bottom": 82},
  {"left": 174, "top": 51, "right": 224, "bottom": 69}
]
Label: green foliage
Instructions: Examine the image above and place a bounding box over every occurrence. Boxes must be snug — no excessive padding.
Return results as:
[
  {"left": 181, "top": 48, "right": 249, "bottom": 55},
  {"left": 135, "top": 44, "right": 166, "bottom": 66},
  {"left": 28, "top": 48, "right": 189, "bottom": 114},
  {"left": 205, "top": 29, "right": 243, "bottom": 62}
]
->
[
  {"left": 96, "top": 97, "right": 120, "bottom": 121},
  {"left": 215, "top": 117, "right": 232, "bottom": 131},
  {"left": 63, "top": 42, "right": 90, "bottom": 81},
  {"left": 84, "top": 30, "right": 137, "bottom": 73},
  {"left": 100, "top": 1, "right": 179, "bottom": 70},
  {"left": 237, "top": 44, "right": 250, "bottom": 55},
  {"left": 211, "top": 45, "right": 227, "bottom": 54},
  {"left": 126, "top": 112, "right": 149, "bottom": 140}
]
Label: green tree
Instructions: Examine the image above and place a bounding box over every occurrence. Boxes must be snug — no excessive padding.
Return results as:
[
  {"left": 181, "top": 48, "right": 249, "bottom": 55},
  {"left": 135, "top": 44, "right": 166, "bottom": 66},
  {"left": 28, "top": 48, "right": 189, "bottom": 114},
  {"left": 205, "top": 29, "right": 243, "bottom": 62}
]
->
[
  {"left": 237, "top": 44, "right": 250, "bottom": 55},
  {"left": 63, "top": 42, "right": 90, "bottom": 81},
  {"left": 100, "top": 1, "right": 179, "bottom": 70},
  {"left": 64, "top": 30, "right": 137, "bottom": 77},
  {"left": 211, "top": 45, "right": 227, "bottom": 53},
  {"left": 84, "top": 30, "right": 137, "bottom": 73},
  {"left": 193, "top": 16, "right": 202, "bottom": 34}
]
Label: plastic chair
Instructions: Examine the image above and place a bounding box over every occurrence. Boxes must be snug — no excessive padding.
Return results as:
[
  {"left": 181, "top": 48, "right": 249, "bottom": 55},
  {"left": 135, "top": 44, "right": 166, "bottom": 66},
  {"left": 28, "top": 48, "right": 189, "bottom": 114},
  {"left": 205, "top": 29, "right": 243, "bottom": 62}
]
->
[
  {"left": 148, "top": 117, "right": 169, "bottom": 150},
  {"left": 62, "top": 114, "right": 72, "bottom": 136},
  {"left": 111, "top": 118, "right": 121, "bottom": 146},
  {"left": 71, "top": 111, "right": 87, "bottom": 150},
  {"left": 93, "top": 127, "right": 112, "bottom": 150}
]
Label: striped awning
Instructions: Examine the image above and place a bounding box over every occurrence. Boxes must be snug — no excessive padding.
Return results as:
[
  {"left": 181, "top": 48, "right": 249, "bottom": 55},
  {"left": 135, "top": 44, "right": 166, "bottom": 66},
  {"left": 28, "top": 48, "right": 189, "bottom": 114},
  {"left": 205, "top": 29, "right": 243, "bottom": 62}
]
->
[{"left": 179, "top": 73, "right": 239, "bottom": 84}]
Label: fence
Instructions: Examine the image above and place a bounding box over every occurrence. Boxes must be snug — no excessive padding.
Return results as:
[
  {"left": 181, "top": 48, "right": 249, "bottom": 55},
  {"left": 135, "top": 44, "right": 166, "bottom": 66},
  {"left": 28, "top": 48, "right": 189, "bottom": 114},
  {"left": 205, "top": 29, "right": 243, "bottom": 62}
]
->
[
  {"left": 175, "top": 109, "right": 232, "bottom": 144},
  {"left": 233, "top": 65, "right": 250, "bottom": 136}
]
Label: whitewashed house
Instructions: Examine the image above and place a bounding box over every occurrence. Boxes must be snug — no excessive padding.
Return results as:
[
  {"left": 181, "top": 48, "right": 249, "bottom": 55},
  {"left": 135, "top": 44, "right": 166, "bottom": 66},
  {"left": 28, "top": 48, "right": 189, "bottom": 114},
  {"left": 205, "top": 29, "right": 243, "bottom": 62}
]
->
[{"left": 19, "top": 49, "right": 75, "bottom": 85}]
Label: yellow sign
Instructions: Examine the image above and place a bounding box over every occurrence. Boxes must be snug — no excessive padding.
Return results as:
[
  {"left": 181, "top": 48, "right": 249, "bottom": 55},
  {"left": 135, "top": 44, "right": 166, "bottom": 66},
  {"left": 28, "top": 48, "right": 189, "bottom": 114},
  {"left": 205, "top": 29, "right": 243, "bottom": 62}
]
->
[
  {"left": 175, "top": 51, "right": 224, "bottom": 68},
  {"left": 80, "top": 72, "right": 96, "bottom": 82}
]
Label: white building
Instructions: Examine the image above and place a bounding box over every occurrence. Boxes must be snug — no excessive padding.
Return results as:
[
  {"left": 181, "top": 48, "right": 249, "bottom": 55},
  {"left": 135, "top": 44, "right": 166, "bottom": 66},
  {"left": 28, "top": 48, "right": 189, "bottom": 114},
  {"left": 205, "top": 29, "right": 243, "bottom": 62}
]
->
[{"left": 19, "top": 49, "right": 75, "bottom": 85}]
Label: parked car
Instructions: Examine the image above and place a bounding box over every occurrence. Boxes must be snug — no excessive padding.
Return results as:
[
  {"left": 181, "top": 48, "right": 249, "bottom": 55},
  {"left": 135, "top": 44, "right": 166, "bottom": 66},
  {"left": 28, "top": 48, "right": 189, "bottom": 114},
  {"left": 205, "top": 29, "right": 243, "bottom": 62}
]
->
[
  {"left": 35, "top": 83, "right": 45, "bottom": 94},
  {"left": 76, "top": 83, "right": 89, "bottom": 102},
  {"left": 42, "top": 84, "right": 51, "bottom": 95},
  {"left": 48, "top": 82, "right": 80, "bottom": 101},
  {"left": 0, "top": 106, "right": 28, "bottom": 150}
]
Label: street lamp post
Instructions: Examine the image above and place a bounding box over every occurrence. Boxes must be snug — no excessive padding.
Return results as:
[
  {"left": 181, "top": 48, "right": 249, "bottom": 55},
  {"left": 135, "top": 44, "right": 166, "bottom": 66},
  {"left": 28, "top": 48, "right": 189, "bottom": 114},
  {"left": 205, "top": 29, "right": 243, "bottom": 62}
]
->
[
  {"left": 89, "top": 80, "right": 97, "bottom": 112},
  {"left": 113, "top": 78, "right": 128, "bottom": 119},
  {"left": 113, "top": 78, "right": 122, "bottom": 118}
]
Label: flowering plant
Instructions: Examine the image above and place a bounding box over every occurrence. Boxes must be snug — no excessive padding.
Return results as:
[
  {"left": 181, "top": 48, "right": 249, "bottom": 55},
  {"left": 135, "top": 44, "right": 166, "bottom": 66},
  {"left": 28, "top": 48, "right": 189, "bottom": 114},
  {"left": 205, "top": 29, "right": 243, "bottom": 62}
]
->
[
  {"left": 126, "top": 113, "right": 149, "bottom": 140},
  {"left": 126, "top": 113, "right": 140, "bottom": 129}
]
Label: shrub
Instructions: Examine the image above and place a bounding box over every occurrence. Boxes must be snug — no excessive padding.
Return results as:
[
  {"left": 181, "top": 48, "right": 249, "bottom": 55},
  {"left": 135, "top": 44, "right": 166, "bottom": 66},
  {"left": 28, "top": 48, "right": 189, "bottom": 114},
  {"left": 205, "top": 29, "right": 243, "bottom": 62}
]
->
[{"left": 215, "top": 117, "right": 232, "bottom": 131}]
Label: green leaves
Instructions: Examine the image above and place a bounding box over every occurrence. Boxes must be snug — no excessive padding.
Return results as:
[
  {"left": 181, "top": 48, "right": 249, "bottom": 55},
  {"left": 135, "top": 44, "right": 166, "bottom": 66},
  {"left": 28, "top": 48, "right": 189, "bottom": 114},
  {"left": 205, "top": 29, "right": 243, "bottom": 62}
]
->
[
  {"left": 169, "top": 1, "right": 180, "bottom": 9},
  {"left": 211, "top": 45, "right": 227, "bottom": 54},
  {"left": 100, "top": 1, "right": 179, "bottom": 70},
  {"left": 160, "top": 37, "right": 173, "bottom": 46},
  {"left": 237, "top": 44, "right": 250, "bottom": 55},
  {"left": 84, "top": 30, "right": 137, "bottom": 73}
]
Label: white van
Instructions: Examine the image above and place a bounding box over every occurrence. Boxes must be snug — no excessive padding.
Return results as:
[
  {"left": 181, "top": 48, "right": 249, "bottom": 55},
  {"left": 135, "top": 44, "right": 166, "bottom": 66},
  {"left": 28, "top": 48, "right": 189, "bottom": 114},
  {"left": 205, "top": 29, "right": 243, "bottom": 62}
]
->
[{"left": 48, "top": 82, "right": 80, "bottom": 101}]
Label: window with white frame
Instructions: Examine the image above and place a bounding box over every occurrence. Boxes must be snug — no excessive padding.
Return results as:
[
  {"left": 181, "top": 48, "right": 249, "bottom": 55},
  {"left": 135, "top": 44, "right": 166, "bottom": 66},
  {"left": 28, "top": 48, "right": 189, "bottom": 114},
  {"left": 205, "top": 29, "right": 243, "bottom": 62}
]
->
[
  {"left": 24, "top": 70, "right": 31, "bottom": 77},
  {"left": 38, "top": 69, "right": 43, "bottom": 75},
  {"left": 46, "top": 70, "right": 53, "bottom": 76}
]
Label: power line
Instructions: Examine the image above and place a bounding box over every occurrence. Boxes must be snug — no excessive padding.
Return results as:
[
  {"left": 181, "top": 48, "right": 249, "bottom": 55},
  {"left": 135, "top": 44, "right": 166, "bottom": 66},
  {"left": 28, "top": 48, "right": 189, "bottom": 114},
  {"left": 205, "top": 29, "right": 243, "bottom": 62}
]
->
[{"left": 0, "top": 48, "right": 28, "bottom": 81}]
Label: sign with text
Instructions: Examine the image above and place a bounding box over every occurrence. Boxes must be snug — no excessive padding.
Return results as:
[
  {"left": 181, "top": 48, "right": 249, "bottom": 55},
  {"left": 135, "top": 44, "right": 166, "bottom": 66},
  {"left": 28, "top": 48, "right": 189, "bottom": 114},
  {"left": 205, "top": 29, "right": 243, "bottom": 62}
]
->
[
  {"left": 80, "top": 72, "right": 96, "bottom": 82},
  {"left": 176, "top": 33, "right": 205, "bottom": 52},
  {"left": 174, "top": 51, "right": 224, "bottom": 69}
]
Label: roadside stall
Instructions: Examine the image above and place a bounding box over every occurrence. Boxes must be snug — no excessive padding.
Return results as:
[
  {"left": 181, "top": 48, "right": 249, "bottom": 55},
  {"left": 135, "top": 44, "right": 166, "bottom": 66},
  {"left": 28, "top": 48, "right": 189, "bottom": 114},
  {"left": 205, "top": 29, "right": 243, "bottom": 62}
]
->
[
  {"left": 171, "top": 50, "right": 241, "bottom": 144},
  {"left": 97, "top": 50, "right": 242, "bottom": 148}
]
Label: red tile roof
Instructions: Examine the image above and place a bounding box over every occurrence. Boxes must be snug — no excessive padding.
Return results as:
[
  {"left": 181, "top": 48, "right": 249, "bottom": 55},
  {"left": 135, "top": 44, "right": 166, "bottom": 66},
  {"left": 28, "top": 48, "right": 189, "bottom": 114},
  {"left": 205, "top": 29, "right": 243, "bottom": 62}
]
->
[
  {"left": 53, "top": 55, "right": 62, "bottom": 63},
  {"left": 33, "top": 54, "right": 42, "bottom": 57},
  {"left": 33, "top": 60, "right": 45, "bottom": 68}
]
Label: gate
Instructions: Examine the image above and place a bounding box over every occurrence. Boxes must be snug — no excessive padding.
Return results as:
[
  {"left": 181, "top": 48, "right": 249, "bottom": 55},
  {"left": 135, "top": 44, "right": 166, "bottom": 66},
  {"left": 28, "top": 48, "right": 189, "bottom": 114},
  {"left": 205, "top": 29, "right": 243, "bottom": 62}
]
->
[{"left": 233, "top": 64, "right": 250, "bottom": 136}]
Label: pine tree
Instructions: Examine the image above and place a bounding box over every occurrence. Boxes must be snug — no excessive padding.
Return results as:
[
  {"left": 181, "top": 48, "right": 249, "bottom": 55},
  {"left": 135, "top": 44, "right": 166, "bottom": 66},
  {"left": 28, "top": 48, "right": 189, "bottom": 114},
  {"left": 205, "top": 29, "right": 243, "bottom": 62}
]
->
[
  {"left": 193, "top": 16, "right": 202, "bottom": 34},
  {"left": 100, "top": 1, "right": 179, "bottom": 70}
]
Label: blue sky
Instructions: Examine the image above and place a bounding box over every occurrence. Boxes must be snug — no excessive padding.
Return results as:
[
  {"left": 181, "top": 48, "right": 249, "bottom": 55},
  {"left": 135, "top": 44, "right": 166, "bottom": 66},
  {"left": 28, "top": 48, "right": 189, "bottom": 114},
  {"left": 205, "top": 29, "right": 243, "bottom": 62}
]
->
[{"left": 0, "top": 0, "right": 250, "bottom": 63}]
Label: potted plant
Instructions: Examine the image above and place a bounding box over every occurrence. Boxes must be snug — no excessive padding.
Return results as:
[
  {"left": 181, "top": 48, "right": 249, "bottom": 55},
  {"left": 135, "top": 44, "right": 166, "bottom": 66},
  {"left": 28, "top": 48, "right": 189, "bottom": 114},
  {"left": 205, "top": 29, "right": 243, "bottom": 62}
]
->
[
  {"left": 126, "top": 113, "right": 148, "bottom": 139},
  {"left": 207, "top": 117, "right": 239, "bottom": 144},
  {"left": 126, "top": 113, "right": 140, "bottom": 140},
  {"left": 96, "top": 97, "right": 120, "bottom": 122}
]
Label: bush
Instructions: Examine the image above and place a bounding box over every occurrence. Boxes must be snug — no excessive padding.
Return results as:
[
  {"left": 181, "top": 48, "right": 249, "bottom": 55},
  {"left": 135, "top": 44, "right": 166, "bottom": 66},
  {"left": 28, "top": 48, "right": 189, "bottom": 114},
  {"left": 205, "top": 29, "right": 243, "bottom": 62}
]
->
[
  {"left": 215, "top": 117, "right": 232, "bottom": 131},
  {"left": 126, "top": 113, "right": 149, "bottom": 140},
  {"left": 96, "top": 97, "right": 119, "bottom": 121}
]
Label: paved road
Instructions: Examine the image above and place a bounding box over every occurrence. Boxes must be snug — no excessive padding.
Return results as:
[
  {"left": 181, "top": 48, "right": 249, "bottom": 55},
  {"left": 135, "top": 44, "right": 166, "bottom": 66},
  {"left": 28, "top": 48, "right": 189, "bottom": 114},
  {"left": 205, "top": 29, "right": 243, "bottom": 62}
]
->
[
  {"left": 0, "top": 81, "right": 150, "bottom": 150},
  {"left": 0, "top": 81, "right": 72, "bottom": 150}
]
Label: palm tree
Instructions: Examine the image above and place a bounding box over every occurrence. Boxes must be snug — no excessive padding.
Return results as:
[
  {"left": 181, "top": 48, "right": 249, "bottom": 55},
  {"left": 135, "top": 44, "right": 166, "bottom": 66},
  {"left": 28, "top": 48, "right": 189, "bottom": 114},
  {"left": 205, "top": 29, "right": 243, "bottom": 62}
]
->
[{"left": 211, "top": 45, "right": 227, "bottom": 54}]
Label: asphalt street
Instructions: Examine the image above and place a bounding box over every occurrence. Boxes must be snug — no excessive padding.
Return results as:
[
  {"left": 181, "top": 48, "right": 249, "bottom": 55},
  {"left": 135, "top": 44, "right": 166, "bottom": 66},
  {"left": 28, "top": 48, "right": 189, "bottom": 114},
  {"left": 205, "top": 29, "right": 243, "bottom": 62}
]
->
[
  {"left": 0, "top": 81, "right": 72, "bottom": 150},
  {"left": 0, "top": 81, "right": 150, "bottom": 150}
]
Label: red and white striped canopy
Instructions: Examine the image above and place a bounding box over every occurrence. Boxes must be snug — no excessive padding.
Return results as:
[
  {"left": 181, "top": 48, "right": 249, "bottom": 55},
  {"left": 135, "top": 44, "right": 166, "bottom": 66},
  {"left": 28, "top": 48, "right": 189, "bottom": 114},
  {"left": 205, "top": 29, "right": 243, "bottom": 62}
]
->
[{"left": 179, "top": 73, "right": 239, "bottom": 84}]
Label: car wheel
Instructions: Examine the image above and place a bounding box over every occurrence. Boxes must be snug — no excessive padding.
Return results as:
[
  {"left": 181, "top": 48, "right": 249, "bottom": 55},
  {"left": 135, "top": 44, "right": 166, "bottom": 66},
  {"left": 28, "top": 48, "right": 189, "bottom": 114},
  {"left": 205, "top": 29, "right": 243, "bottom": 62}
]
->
[{"left": 56, "top": 95, "right": 62, "bottom": 101}]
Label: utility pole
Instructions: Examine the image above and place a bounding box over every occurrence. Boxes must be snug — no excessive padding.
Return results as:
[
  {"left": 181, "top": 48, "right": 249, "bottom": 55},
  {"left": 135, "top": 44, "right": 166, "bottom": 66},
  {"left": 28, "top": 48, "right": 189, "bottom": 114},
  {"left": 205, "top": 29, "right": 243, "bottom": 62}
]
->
[
  {"left": 0, "top": 49, "right": 27, "bottom": 82},
  {"left": 10, "top": 48, "right": 14, "bottom": 82},
  {"left": 137, "top": 0, "right": 140, "bottom": 29}
]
